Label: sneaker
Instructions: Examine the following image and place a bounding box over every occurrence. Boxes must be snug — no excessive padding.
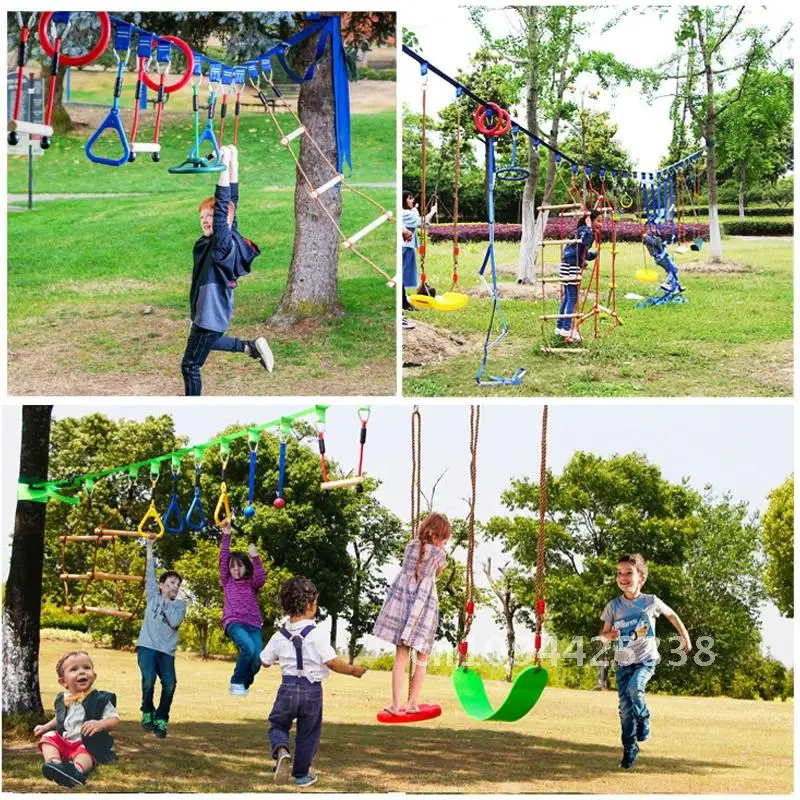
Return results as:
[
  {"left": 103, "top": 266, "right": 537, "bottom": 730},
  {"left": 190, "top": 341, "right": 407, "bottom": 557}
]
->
[
  {"left": 636, "top": 717, "right": 651, "bottom": 742},
  {"left": 274, "top": 749, "right": 292, "bottom": 785},
  {"left": 141, "top": 711, "right": 155, "bottom": 731},
  {"left": 402, "top": 316, "right": 416, "bottom": 330},
  {"left": 247, "top": 337, "right": 274, "bottom": 373},
  {"left": 153, "top": 718, "right": 168, "bottom": 738},
  {"left": 229, "top": 683, "right": 249, "bottom": 696},
  {"left": 295, "top": 772, "right": 318, "bottom": 788},
  {"left": 660, "top": 282, "right": 673, "bottom": 292},
  {"left": 554, "top": 327, "right": 569, "bottom": 338},
  {"left": 566, "top": 330, "right": 582, "bottom": 343},
  {"left": 42, "top": 761, "right": 84, "bottom": 787},
  {"left": 619, "top": 744, "right": 639, "bottom": 769}
]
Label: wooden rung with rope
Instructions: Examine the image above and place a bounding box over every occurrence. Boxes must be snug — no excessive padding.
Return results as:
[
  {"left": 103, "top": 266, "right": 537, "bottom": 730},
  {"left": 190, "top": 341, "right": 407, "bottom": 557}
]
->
[
  {"left": 309, "top": 174, "right": 343, "bottom": 199},
  {"left": 279, "top": 125, "right": 306, "bottom": 145},
  {"left": 67, "top": 605, "right": 135, "bottom": 620},
  {"left": 541, "top": 238, "right": 580, "bottom": 246},
  {"left": 539, "top": 277, "right": 581, "bottom": 284},
  {"left": 537, "top": 202, "right": 581, "bottom": 211},
  {"left": 61, "top": 572, "right": 145, "bottom": 583},
  {"left": 93, "top": 527, "right": 156, "bottom": 538},
  {"left": 342, "top": 211, "right": 393, "bottom": 249}
]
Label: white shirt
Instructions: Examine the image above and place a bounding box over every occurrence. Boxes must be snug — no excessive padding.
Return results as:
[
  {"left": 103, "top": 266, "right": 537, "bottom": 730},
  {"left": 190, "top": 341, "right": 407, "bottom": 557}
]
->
[
  {"left": 62, "top": 693, "right": 119, "bottom": 741},
  {"left": 260, "top": 620, "right": 337, "bottom": 683}
]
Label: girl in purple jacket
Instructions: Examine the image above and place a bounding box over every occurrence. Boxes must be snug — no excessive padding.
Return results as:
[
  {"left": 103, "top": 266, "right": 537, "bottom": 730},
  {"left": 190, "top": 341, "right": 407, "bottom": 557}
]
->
[{"left": 219, "top": 522, "right": 267, "bottom": 696}]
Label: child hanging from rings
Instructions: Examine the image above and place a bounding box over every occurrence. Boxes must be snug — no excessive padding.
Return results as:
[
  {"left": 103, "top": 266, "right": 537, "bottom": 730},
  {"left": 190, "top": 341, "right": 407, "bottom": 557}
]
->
[
  {"left": 182, "top": 144, "right": 274, "bottom": 395},
  {"left": 372, "top": 512, "right": 451, "bottom": 716},
  {"left": 643, "top": 232, "right": 685, "bottom": 294},
  {"left": 556, "top": 209, "right": 602, "bottom": 343}
]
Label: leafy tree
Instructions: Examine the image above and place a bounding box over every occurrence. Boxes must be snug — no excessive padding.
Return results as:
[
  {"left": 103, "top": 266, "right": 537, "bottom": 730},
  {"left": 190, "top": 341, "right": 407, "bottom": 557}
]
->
[
  {"left": 664, "top": 6, "right": 792, "bottom": 261},
  {"left": 762, "top": 475, "right": 793, "bottom": 618},
  {"left": 3, "top": 406, "right": 52, "bottom": 719},
  {"left": 487, "top": 452, "right": 766, "bottom": 696},
  {"left": 483, "top": 559, "right": 531, "bottom": 681},
  {"left": 714, "top": 67, "right": 793, "bottom": 219}
]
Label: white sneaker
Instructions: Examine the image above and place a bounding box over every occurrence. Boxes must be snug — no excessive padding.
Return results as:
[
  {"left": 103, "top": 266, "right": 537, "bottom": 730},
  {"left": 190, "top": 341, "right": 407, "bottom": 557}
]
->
[
  {"left": 229, "top": 683, "right": 248, "bottom": 696},
  {"left": 554, "top": 327, "right": 569, "bottom": 338},
  {"left": 249, "top": 337, "right": 274, "bottom": 373},
  {"left": 402, "top": 316, "right": 416, "bottom": 330},
  {"left": 274, "top": 749, "right": 292, "bottom": 785},
  {"left": 566, "top": 330, "right": 582, "bottom": 343}
]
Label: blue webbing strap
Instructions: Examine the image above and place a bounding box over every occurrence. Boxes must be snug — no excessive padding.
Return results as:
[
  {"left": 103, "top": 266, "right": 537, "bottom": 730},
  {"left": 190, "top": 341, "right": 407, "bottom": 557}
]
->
[{"left": 475, "top": 137, "right": 526, "bottom": 387}]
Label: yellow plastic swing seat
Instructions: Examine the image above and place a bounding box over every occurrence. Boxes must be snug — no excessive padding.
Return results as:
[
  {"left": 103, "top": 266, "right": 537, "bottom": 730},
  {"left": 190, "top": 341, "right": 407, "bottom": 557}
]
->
[
  {"left": 634, "top": 268, "right": 659, "bottom": 283},
  {"left": 408, "top": 291, "right": 469, "bottom": 312}
]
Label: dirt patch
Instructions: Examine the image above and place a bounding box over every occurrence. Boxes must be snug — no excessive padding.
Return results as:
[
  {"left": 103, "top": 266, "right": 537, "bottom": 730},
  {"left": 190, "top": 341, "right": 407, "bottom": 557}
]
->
[
  {"left": 681, "top": 259, "right": 750, "bottom": 275},
  {"left": 464, "top": 281, "right": 556, "bottom": 300},
  {"left": 402, "top": 321, "right": 480, "bottom": 367}
]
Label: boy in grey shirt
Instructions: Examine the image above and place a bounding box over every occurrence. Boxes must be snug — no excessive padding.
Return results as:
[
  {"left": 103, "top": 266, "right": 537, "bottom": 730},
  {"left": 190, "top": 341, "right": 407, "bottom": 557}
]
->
[{"left": 136, "top": 538, "right": 187, "bottom": 738}]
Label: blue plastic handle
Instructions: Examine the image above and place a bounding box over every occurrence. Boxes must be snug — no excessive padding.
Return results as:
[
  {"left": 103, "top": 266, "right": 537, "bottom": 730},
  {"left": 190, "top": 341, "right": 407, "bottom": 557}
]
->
[
  {"left": 192, "top": 122, "right": 221, "bottom": 163},
  {"left": 85, "top": 108, "right": 130, "bottom": 167},
  {"left": 185, "top": 485, "right": 206, "bottom": 531},
  {"left": 163, "top": 491, "right": 185, "bottom": 534}
]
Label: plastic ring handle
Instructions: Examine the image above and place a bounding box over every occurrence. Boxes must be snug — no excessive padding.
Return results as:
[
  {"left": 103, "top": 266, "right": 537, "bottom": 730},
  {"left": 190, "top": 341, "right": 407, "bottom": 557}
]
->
[
  {"left": 195, "top": 123, "right": 221, "bottom": 162},
  {"left": 214, "top": 482, "right": 231, "bottom": 526},
  {"left": 163, "top": 493, "right": 185, "bottom": 534},
  {"left": 474, "top": 103, "right": 512, "bottom": 137},
  {"left": 185, "top": 488, "right": 205, "bottom": 531},
  {"left": 137, "top": 501, "right": 165, "bottom": 539},
  {"left": 38, "top": 12, "right": 111, "bottom": 67},
  {"left": 496, "top": 166, "right": 530, "bottom": 182},
  {"left": 85, "top": 107, "right": 131, "bottom": 167},
  {"left": 141, "top": 35, "right": 194, "bottom": 94}
]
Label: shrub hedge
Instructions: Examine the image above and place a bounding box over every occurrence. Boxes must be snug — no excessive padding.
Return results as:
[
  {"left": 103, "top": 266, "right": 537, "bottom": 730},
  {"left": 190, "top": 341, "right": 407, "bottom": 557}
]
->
[{"left": 723, "top": 220, "right": 793, "bottom": 236}]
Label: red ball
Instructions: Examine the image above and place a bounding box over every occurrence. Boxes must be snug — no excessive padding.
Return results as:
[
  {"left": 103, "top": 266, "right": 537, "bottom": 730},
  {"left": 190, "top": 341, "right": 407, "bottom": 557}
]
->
[
  {"left": 273, "top": 497, "right": 286, "bottom": 509},
  {"left": 465, "top": 600, "right": 475, "bottom": 615},
  {"left": 458, "top": 641, "right": 468, "bottom": 656}
]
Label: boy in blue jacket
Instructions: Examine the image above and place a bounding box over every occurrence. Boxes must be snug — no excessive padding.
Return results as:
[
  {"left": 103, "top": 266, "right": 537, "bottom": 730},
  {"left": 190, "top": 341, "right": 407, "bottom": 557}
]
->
[{"left": 182, "top": 144, "right": 274, "bottom": 395}]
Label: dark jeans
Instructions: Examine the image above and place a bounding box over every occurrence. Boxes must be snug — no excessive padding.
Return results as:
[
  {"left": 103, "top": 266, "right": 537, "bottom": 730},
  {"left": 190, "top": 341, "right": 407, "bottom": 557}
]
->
[
  {"left": 226, "top": 622, "right": 263, "bottom": 688},
  {"left": 268, "top": 676, "right": 323, "bottom": 778},
  {"left": 137, "top": 646, "right": 177, "bottom": 721},
  {"left": 181, "top": 324, "right": 246, "bottom": 396},
  {"left": 557, "top": 283, "right": 579, "bottom": 331},
  {"left": 616, "top": 661, "right": 656, "bottom": 750}
]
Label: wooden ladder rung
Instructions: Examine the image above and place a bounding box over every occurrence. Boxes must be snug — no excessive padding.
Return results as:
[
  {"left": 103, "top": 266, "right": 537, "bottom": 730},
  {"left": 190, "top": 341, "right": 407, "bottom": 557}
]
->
[
  {"left": 537, "top": 203, "right": 581, "bottom": 211},
  {"left": 280, "top": 126, "right": 306, "bottom": 146},
  {"left": 94, "top": 527, "right": 146, "bottom": 538},
  {"left": 309, "top": 174, "right": 343, "bottom": 199},
  {"left": 542, "top": 239, "right": 580, "bottom": 245},
  {"left": 60, "top": 535, "right": 103, "bottom": 542},
  {"left": 540, "top": 277, "right": 580, "bottom": 284},
  {"left": 77, "top": 606, "right": 135, "bottom": 620},
  {"left": 343, "top": 210, "right": 393, "bottom": 249},
  {"left": 320, "top": 477, "right": 364, "bottom": 491},
  {"left": 61, "top": 572, "right": 144, "bottom": 583}
]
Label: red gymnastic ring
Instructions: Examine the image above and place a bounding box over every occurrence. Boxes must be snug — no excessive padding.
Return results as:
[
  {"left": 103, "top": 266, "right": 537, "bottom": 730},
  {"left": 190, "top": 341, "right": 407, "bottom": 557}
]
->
[
  {"left": 38, "top": 12, "right": 111, "bottom": 67},
  {"left": 141, "top": 36, "right": 194, "bottom": 94},
  {"left": 473, "top": 103, "right": 512, "bottom": 137}
]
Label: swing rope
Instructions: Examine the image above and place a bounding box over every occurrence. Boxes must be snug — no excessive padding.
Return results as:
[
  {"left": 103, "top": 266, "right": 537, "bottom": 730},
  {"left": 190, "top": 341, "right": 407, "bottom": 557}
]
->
[
  {"left": 418, "top": 66, "right": 429, "bottom": 287},
  {"left": 450, "top": 89, "right": 462, "bottom": 292},
  {"left": 458, "top": 405, "right": 479, "bottom": 669},
  {"left": 408, "top": 405, "right": 424, "bottom": 696}
]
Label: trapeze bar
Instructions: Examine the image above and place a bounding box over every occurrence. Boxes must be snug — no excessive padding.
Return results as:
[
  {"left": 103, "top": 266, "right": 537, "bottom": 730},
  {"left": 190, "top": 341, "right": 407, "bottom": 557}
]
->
[
  {"left": 309, "top": 174, "right": 343, "bottom": 198},
  {"left": 9, "top": 119, "right": 54, "bottom": 136},
  {"left": 61, "top": 572, "right": 144, "bottom": 583},
  {"left": 538, "top": 203, "right": 581, "bottom": 210},
  {"left": 59, "top": 535, "right": 103, "bottom": 542},
  {"left": 280, "top": 126, "right": 306, "bottom": 145},
  {"left": 320, "top": 477, "right": 364, "bottom": 491},
  {"left": 94, "top": 527, "right": 155, "bottom": 538},
  {"left": 343, "top": 211, "right": 393, "bottom": 248},
  {"left": 131, "top": 142, "right": 161, "bottom": 153}
]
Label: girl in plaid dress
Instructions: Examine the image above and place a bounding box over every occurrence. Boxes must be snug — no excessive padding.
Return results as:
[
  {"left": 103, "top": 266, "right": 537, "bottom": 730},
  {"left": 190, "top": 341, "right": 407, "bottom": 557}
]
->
[{"left": 373, "top": 513, "right": 451, "bottom": 716}]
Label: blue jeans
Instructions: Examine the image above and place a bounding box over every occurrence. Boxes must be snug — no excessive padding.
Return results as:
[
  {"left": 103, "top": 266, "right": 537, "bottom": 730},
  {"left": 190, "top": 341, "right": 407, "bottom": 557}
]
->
[
  {"left": 402, "top": 247, "right": 418, "bottom": 289},
  {"left": 137, "top": 646, "right": 177, "bottom": 721},
  {"left": 557, "top": 283, "right": 578, "bottom": 331},
  {"left": 616, "top": 661, "right": 656, "bottom": 750},
  {"left": 181, "top": 324, "right": 246, "bottom": 396},
  {"left": 268, "top": 676, "right": 323, "bottom": 778},
  {"left": 226, "top": 622, "right": 263, "bottom": 688}
]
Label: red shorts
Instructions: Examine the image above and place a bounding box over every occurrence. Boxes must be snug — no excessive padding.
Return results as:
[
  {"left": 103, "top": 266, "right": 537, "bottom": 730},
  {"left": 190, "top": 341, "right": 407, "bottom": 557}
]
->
[{"left": 38, "top": 732, "right": 94, "bottom": 764}]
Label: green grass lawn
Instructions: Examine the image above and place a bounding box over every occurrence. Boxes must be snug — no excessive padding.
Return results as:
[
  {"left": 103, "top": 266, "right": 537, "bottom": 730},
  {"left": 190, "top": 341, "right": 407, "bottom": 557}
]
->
[
  {"left": 403, "top": 237, "right": 792, "bottom": 397},
  {"left": 7, "top": 113, "right": 397, "bottom": 396},
  {"left": 2, "top": 637, "right": 792, "bottom": 793}
]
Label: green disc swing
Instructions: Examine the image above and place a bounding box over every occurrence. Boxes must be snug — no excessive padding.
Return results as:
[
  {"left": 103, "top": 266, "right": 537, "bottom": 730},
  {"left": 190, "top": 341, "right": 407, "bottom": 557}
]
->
[{"left": 451, "top": 405, "right": 550, "bottom": 722}]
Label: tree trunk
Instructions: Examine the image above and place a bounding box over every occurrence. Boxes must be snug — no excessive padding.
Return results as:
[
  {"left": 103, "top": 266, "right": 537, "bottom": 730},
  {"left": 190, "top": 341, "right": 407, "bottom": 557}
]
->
[
  {"left": 3, "top": 405, "right": 52, "bottom": 718},
  {"left": 517, "top": 7, "right": 541, "bottom": 285},
  {"left": 347, "top": 574, "right": 361, "bottom": 663},
  {"left": 738, "top": 160, "right": 747, "bottom": 221},
  {"left": 271, "top": 24, "right": 345, "bottom": 324},
  {"left": 329, "top": 613, "right": 338, "bottom": 649},
  {"left": 51, "top": 65, "right": 74, "bottom": 134},
  {"left": 504, "top": 611, "right": 516, "bottom": 683}
]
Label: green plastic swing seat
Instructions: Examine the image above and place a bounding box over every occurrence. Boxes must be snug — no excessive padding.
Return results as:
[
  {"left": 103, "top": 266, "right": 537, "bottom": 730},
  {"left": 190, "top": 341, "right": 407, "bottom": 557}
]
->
[
  {"left": 168, "top": 157, "right": 226, "bottom": 175},
  {"left": 452, "top": 664, "right": 548, "bottom": 722}
]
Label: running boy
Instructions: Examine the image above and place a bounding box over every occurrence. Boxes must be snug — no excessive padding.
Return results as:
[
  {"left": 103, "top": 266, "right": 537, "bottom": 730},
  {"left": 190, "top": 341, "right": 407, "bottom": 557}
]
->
[
  {"left": 136, "top": 537, "right": 187, "bottom": 739},
  {"left": 182, "top": 144, "right": 274, "bottom": 395},
  {"left": 598, "top": 554, "right": 691, "bottom": 770}
]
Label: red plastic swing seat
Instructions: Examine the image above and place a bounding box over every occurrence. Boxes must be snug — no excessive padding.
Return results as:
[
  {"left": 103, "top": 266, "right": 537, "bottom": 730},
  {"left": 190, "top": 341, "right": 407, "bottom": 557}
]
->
[{"left": 376, "top": 703, "right": 442, "bottom": 724}]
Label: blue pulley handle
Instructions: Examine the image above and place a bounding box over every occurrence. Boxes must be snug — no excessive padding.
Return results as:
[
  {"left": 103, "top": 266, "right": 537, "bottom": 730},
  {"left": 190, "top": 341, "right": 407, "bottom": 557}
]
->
[
  {"left": 85, "top": 57, "right": 131, "bottom": 166},
  {"left": 185, "top": 467, "right": 205, "bottom": 530},
  {"left": 277, "top": 440, "right": 287, "bottom": 496},
  {"left": 163, "top": 469, "right": 185, "bottom": 534}
]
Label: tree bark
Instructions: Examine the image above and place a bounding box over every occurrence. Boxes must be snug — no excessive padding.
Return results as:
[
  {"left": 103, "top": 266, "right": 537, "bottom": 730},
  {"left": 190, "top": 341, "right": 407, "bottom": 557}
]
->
[
  {"left": 738, "top": 160, "right": 747, "bottom": 220},
  {"left": 271, "top": 23, "right": 345, "bottom": 325},
  {"left": 504, "top": 602, "right": 516, "bottom": 683},
  {"left": 3, "top": 405, "right": 53, "bottom": 718},
  {"left": 329, "top": 613, "right": 338, "bottom": 649},
  {"left": 51, "top": 65, "right": 74, "bottom": 134}
]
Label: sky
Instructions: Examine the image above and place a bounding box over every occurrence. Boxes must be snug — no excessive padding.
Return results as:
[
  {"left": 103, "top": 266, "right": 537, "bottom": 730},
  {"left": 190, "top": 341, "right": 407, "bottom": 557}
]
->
[
  {"left": 400, "top": 5, "right": 795, "bottom": 171},
  {"left": 2, "top": 402, "right": 793, "bottom": 667}
]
